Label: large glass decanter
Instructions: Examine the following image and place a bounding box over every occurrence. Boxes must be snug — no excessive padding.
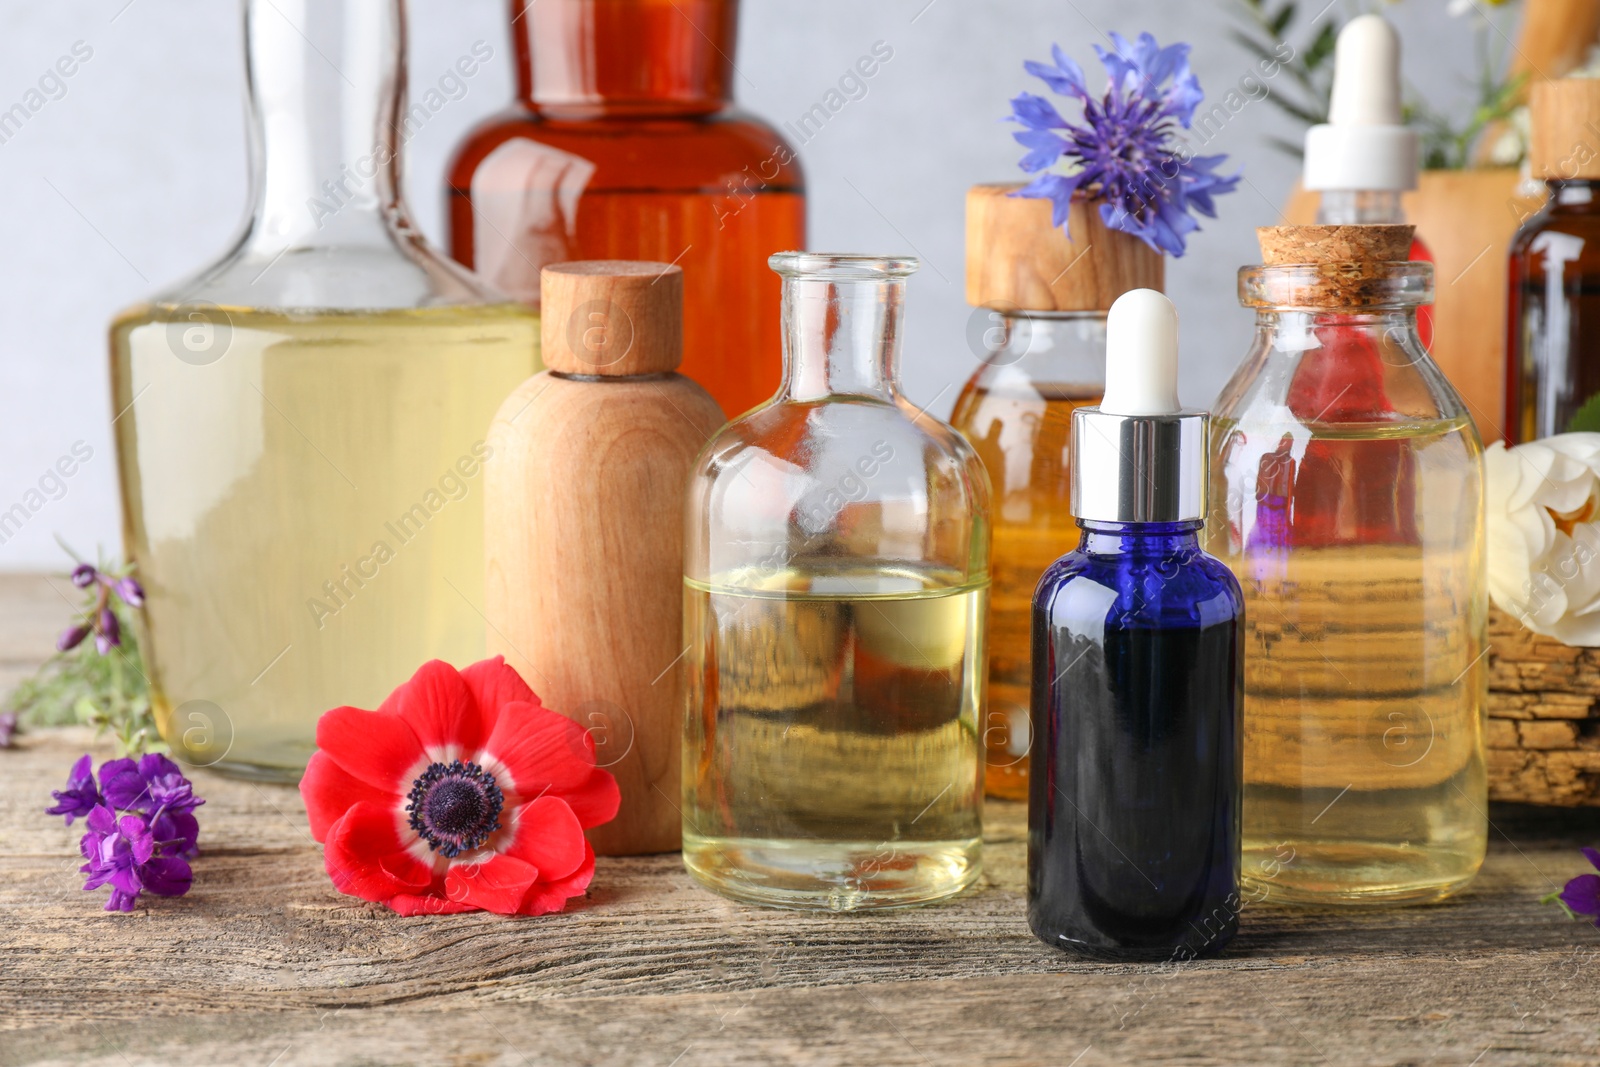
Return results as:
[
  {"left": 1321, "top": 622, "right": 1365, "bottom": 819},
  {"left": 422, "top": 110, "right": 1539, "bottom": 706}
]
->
[
  {"left": 110, "top": 0, "right": 539, "bottom": 781},
  {"left": 683, "top": 253, "right": 991, "bottom": 910},
  {"left": 1206, "top": 226, "right": 1486, "bottom": 905},
  {"left": 448, "top": 0, "right": 806, "bottom": 418}
]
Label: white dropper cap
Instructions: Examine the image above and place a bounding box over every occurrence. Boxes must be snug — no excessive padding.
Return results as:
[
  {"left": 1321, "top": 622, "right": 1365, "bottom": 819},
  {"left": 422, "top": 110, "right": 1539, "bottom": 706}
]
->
[
  {"left": 1302, "top": 14, "right": 1419, "bottom": 192},
  {"left": 1100, "top": 289, "right": 1181, "bottom": 416}
]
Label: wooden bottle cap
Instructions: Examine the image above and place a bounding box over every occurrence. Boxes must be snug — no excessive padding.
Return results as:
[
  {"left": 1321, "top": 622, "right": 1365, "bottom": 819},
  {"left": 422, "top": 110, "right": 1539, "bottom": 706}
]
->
[
  {"left": 540, "top": 261, "right": 682, "bottom": 376},
  {"left": 1257, "top": 224, "right": 1415, "bottom": 265},
  {"left": 1529, "top": 77, "right": 1600, "bottom": 180},
  {"left": 965, "top": 183, "right": 1164, "bottom": 311}
]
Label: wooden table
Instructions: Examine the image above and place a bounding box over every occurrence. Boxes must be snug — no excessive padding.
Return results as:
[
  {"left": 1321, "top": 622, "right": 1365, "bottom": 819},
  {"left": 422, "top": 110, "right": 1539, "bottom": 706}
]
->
[{"left": 2, "top": 575, "right": 1598, "bottom": 1067}]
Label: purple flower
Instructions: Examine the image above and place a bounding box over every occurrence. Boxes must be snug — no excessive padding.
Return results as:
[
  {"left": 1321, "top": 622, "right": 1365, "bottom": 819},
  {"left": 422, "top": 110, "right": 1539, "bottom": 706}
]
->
[
  {"left": 57, "top": 623, "right": 90, "bottom": 652},
  {"left": 78, "top": 805, "right": 192, "bottom": 912},
  {"left": 0, "top": 710, "right": 16, "bottom": 748},
  {"left": 1008, "top": 32, "right": 1239, "bottom": 257},
  {"left": 95, "top": 607, "right": 120, "bottom": 654},
  {"left": 101, "top": 753, "right": 203, "bottom": 817},
  {"left": 70, "top": 563, "right": 98, "bottom": 589},
  {"left": 113, "top": 577, "right": 144, "bottom": 607},
  {"left": 46, "top": 754, "right": 103, "bottom": 824},
  {"left": 1558, "top": 847, "right": 1600, "bottom": 926}
]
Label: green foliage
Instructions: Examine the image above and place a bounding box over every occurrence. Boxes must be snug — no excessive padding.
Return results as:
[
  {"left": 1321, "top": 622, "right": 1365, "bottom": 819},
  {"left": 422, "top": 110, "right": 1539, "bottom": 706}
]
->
[
  {"left": 1230, "top": 0, "right": 1340, "bottom": 151},
  {"left": 1565, "top": 391, "right": 1600, "bottom": 434},
  {"left": 4, "top": 553, "right": 160, "bottom": 757}
]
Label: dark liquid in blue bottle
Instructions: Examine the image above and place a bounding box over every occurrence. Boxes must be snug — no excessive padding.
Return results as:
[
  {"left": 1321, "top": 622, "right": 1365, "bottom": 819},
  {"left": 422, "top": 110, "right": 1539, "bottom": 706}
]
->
[{"left": 1028, "top": 521, "right": 1243, "bottom": 961}]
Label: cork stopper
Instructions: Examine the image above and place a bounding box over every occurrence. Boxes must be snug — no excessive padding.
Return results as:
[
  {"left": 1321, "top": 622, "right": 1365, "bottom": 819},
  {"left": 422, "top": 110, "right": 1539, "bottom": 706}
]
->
[
  {"left": 1530, "top": 77, "right": 1600, "bottom": 180},
  {"left": 1257, "top": 224, "right": 1414, "bottom": 265},
  {"left": 1248, "top": 224, "right": 1427, "bottom": 308},
  {"left": 966, "top": 184, "right": 1163, "bottom": 311},
  {"left": 540, "top": 261, "right": 682, "bottom": 376}
]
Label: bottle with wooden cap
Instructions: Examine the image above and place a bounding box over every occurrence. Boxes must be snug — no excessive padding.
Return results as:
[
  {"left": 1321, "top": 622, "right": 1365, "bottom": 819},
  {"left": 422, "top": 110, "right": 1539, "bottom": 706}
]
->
[
  {"left": 485, "top": 260, "right": 725, "bottom": 856},
  {"left": 1506, "top": 77, "right": 1600, "bottom": 442},
  {"left": 1207, "top": 224, "right": 1487, "bottom": 905},
  {"left": 950, "top": 184, "right": 1162, "bottom": 801}
]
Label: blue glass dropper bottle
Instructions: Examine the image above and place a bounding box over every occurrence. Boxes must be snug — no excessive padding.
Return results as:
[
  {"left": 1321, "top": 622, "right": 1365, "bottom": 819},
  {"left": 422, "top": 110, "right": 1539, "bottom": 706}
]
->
[{"left": 1028, "top": 289, "right": 1244, "bottom": 961}]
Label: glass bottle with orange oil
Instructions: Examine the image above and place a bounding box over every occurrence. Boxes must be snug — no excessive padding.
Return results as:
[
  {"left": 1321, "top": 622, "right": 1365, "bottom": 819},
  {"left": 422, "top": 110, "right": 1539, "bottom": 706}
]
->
[{"left": 950, "top": 184, "right": 1164, "bottom": 800}]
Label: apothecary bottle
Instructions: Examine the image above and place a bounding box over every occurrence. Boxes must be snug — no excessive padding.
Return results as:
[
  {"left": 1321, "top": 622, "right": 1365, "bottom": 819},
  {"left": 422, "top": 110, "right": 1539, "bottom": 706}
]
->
[
  {"left": 1506, "top": 77, "right": 1600, "bottom": 443},
  {"left": 110, "top": 0, "right": 539, "bottom": 780},
  {"left": 1206, "top": 225, "right": 1487, "bottom": 905},
  {"left": 683, "top": 253, "right": 991, "bottom": 910},
  {"left": 447, "top": 0, "right": 806, "bottom": 418},
  {"left": 950, "top": 184, "right": 1162, "bottom": 801}
]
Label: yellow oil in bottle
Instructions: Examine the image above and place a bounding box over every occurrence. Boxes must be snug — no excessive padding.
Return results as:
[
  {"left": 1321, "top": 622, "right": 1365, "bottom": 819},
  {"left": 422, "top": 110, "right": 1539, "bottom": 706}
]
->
[
  {"left": 1212, "top": 416, "right": 1488, "bottom": 904},
  {"left": 682, "top": 563, "right": 987, "bottom": 910},
  {"left": 110, "top": 304, "right": 539, "bottom": 780},
  {"left": 949, "top": 381, "right": 1101, "bottom": 801}
]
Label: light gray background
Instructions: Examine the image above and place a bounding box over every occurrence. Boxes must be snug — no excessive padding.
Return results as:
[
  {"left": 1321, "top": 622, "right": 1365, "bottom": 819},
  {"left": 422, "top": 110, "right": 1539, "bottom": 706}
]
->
[{"left": 0, "top": 0, "right": 1501, "bottom": 568}]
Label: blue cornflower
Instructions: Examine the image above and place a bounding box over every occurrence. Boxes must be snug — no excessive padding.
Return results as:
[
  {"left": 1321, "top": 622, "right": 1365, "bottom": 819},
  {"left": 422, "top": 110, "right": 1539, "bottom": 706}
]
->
[{"left": 1007, "top": 32, "right": 1239, "bottom": 257}]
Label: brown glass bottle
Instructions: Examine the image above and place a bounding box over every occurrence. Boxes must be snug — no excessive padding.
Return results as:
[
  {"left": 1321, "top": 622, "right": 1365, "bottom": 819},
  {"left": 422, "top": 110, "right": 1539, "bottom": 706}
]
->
[
  {"left": 1506, "top": 79, "right": 1600, "bottom": 443},
  {"left": 447, "top": 0, "right": 806, "bottom": 419}
]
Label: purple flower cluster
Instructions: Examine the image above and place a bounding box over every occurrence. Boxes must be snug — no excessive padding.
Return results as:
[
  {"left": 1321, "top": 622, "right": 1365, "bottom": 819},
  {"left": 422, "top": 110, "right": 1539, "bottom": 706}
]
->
[
  {"left": 46, "top": 752, "right": 202, "bottom": 912},
  {"left": 59, "top": 563, "right": 143, "bottom": 655},
  {"left": 1557, "top": 847, "right": 1600, "bottom": 927},
  {"left": 1008, "top": 33, "right": 1239, "bottom": 257}
]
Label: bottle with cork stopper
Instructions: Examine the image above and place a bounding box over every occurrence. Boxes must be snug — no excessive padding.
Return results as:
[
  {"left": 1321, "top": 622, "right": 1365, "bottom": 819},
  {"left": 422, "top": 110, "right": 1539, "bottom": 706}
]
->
[
  {"left": 951, "top": 183, "right": 1163, "bottom": 802},
  {"left": 1207, "top": 223, "right": 1487, "bottom": 906},
  {"left": 484, "top": 260, "right": 725, "bottom": 856},
  {"left": 1506, "top": 77, "right": 1600, "bottom": 442}
]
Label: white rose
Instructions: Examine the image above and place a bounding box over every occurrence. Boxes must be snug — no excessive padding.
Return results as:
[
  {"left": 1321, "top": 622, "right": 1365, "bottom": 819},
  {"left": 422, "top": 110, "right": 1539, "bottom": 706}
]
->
[{"left": 1485, "top": 432, "right": 1600, "bottom": 646}]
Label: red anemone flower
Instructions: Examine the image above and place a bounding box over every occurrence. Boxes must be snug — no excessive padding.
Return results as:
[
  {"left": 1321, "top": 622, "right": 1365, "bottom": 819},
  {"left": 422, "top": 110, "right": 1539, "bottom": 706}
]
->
[{"left": 300, "top": 657, "right": 619, "bottom": 916}]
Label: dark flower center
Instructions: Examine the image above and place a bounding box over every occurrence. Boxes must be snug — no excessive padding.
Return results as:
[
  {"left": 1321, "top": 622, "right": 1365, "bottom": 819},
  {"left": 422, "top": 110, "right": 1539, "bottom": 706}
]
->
[{"left": 406, "top": 760, "right": 504, "bottom": 858}]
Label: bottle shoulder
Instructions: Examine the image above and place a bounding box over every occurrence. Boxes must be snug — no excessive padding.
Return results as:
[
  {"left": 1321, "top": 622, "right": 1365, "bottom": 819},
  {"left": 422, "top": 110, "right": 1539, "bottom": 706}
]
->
[
  {"left": 448, "top": 106, "right": 806, "bottom": 193},
  {"left": 1036, "top": 545, "right": 1244, "bottom": 628}
]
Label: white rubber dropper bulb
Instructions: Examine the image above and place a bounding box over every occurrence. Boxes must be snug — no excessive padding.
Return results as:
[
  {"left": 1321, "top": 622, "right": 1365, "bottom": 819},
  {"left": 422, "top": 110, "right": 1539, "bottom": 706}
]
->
[
  {"left": 1329, "top": 14, "right": 1404, "bottom": 126},
  {"left": 1099, "top": 289, "right": 1180, "bottom": 417}
]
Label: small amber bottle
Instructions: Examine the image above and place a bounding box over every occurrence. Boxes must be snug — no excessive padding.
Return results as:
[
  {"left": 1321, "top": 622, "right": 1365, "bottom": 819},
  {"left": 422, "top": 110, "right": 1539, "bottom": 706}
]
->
[
  {"left": 950, "top": 185, "right": 1162, "bottom": 800},
  {"left": 1507, "top": 77, "right": 1600, "bottom": 443}
]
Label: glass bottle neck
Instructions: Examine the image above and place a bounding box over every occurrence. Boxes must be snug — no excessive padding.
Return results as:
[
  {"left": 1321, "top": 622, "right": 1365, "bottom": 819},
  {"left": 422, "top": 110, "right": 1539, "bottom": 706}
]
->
[
  {"left": 1315, "top": 189, "right": 1406, "bottom": 225},
  {"left": 1079, "top": 520, "right": 1202, "bottom": 556},
  {"left": 243, "top": 0, "right": 410, "bottom": 253},
  {"left": 512, "top": 0, "right": 737, "bottom": 116},
  {"left": 1546, "top": 179, "right": 1600, "bottom": 210},
  {"left": 779, "top": 275, "right": 903, "bottom": 403}
]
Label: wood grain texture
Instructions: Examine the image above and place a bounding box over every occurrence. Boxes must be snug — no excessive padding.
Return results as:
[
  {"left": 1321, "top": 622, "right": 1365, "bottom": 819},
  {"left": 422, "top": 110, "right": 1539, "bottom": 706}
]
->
[
  {"left": 1490, "top": 606, "right": 1600, "bottom": 806},
  {"left": 485, "top": 370, "right": 725, "bottom": 855},
  {"left": 3, "top": 577, "right": 1600, "bottom": 1066},
  {"left": 965, "top": 184, "right": 1163, "bottom": 312}
]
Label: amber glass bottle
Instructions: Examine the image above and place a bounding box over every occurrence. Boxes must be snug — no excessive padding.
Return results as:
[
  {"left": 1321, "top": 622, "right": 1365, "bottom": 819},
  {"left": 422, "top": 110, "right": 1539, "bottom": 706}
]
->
[
  {"left": 950, "top": 186, "right": 1162, "bottom": 800},
  {"left": 1506, "top": 78, "right": 1600, "bottom": 443},
  {"left": 447, "top": 0, "right": 805, "bottom": 418}
]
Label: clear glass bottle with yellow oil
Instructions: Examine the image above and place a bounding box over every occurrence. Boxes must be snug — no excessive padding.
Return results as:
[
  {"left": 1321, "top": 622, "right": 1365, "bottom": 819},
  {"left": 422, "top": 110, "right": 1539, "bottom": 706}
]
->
[
  {"left": 950, "top": 185, "right": 1162, "bottom": 800},
  {"left": 1206, "top": 225, "right": 1487, "bottom": 904},
  {"left": 683, "top": 253, "right": 991, "bottom": 911},
  {"left": 110, "top": 0, "right": 538, "bottom": 781}
]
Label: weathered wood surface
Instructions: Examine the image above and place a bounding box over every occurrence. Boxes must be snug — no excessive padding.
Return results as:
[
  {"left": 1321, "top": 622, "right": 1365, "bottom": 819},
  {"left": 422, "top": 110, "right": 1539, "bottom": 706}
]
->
[
  {"left": 1490, "top": 606, "right": 1600, "bottom": 806},
  {"left": 1, "top": 576, "right": 1599, "bottom": 1066}
]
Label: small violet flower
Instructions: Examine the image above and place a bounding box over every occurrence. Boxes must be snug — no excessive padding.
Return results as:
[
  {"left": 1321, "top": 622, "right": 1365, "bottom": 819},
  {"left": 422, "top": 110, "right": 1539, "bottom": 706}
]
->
[
  {"left": 1554, "top": 847, "right": 1600, "bottom": 927},
  {"left": 78, "top": 805, "right": 192, "bottom": 913},
  {"left": 56, "top": 563, "right": 142, "bottom": 656},
  {"left": 46, "top": 754, "right": 103, "bottom": 824},
  {"left": 0, "top": 710, "right": 17, "bottom": 748},
  {"left": 1008, "top": 32, "right": 1239, "bottom": 257},
  {"left": 47, "top": 753, "right": 202, "bottom": 910}
]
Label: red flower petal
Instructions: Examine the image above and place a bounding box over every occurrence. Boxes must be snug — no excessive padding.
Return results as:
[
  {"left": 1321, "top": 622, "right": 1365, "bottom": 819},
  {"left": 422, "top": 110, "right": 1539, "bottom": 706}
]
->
[
  {"left": 300, "top": 752, "right": 395, "bottom": 843},
  {"left": 444, "top": 854, "right": 541, "bottom": 915},
  {"left": 322, "top": 802, "right": 435, "bottom": 904},
  {"left": 379, "top": 660, "right": 492, "bottom": 762},
  {"left": 503, "top": 795, "right": 588, "bottom": 883},
  {"left": 519, "top": 844, "right": 596, "bottom": 916},
  {"left": 385, "top": 892, "right": 479, "bottom": 917},
  {"left": 479, "top": 701, "right": 619, "bottom": 823},
  {"left": 316, "top": 706, "right": 426, "bottom": 794},
  {"left": 461, "top": 655, "right": 540, "bottom": 726},
  {"left": 560, "top": 768, "right": 623, "bottom": 830}
]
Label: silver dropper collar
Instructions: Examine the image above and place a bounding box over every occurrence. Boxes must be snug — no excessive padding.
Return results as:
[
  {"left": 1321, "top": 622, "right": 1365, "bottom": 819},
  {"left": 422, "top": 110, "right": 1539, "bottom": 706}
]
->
[{"left": 1071, "top": 407, "right": 1208, "bottom": 523}]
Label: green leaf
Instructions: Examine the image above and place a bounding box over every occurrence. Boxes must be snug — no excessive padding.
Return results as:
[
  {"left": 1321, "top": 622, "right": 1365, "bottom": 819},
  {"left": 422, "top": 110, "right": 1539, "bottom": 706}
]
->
[
  {"left": 1565, "top": 392, "right": 1600, "bottom": 433},
  {"left": 1269, "top": 2, "right": 1296, "bottom": 37},
  {"left": 1304, "top": 21, "right": 1338, "bottom": 70}
]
